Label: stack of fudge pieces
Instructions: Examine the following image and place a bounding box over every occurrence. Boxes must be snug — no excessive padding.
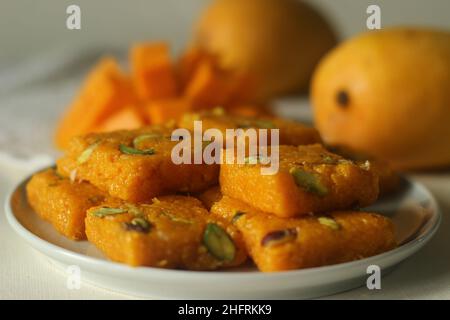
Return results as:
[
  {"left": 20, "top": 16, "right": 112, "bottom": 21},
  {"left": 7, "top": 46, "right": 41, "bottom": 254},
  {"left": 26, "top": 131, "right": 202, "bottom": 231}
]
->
[{"left": 27, "top": 111, "right": 396, "bottom": 272}]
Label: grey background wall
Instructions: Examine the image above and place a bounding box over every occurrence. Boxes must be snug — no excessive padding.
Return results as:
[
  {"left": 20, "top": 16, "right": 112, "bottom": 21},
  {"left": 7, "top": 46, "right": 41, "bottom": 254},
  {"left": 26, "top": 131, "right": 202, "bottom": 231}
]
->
[{"left": 0, "top": 0, "right": 449, "bottom": 67}]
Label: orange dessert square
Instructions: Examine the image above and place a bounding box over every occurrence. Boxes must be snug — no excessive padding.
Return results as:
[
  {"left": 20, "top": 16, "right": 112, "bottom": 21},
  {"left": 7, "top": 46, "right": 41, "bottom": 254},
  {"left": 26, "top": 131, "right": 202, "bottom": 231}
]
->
[
  {"left": 57, "top": 126, "right": 219, "bottom": 203},
  {"left": 211, "top": 196, "right": 396, "bottom": 272},
  {"left": 220, "top": 144, "right": 379, "bottom": 217},
  {"left": 178, "top": 109, "right": 322, "bottom": 147},
  {"left": 85, "top": 196, "right": 247, "bottom": 269},
  {"left": 26, "top": 169, "right": 107, "bottom": 240}
]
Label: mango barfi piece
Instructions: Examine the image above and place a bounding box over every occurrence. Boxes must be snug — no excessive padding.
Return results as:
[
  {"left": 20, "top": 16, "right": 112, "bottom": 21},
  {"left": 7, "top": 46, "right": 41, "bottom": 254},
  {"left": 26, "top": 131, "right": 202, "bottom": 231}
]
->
[
  {"left": 85, "top": 196, "right": 247, "bottom": 270},
  {"left": 26, "top": 169, "right": 107, "bottom": 240},
  {"left": 211, "top": 196, "right": 396, "bottom": 272},
  {"left": 57, "top": 126, "right": 219, "bottom": 203},
  {"left": 197, "top": 186, "right": 223, "bottom": 210},
  {"left": 220, "top": 144, "right": 379, "bottom": 217},
  {"left": 178, "top": 108, "right": 322, "bottom": 146}
]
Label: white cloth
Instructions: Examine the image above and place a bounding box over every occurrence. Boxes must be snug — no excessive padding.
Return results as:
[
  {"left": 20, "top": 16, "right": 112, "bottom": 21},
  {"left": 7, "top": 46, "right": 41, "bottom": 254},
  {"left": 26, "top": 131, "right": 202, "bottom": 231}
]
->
[{"left": 0, "top": 47, "right": 126, "bottom": 172}]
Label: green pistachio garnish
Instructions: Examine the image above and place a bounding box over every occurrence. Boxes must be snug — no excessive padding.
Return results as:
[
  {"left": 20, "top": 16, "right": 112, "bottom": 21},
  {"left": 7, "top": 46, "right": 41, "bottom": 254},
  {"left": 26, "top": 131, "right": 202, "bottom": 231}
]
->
[
  {"left": 77, "top": 141, "right": 100, "bottom": 164},
  {"left": 152, "top": 197, "right": 161, "bottom": 204},
  {"left": 359, "top": 160, "right": 371, "bottom": 171},
  {"left": 119, "top": 144, "right": 155, "bottom": 155},
  {"left": 337, "top": 159, "right": 354, "bottom": 165},
  {"left": 211, "top": 107, "right": 225, "bottom": 116},
  {"left": 69, "top": 169, "right": 77, "bottom": 183},
  {"left": 90, "top": 207, "right": 126, "bottom": 217},
  {"left": 185, "top": 113, "right": 200, "bottom": 121},
  {"left": 160, "top": 211, "right": 192, "bottom": 224},
  {"left": 231, "top": 211, "right": 245, "bottom": 223},
  {"left": 125, "top": 204, "right": 144, "bottom": 217},
  {"left": 322, "top": 155, "right": 336, "bottom": 164},
  {"left": 318, "top": 216, "right": 341, "bottom": 230},
  {"left": 203, "top": 223, "right": 236, "bottom": 262},
  {"left": 289, "top": 167, "right": 328, "bottom": 197},
  {"left": 133, "top": 133, "right": 162, "bottom": 148},
  {"left": 123, "top": 217, "right": 152, "bottom": 233},
  {"left": 244, "top": 155, "right": 269, "bottom": 165},
  {"left": 253, "top": 119, "right": 275, "bottom": 129},
  {"left": 236, "top": 121, "right": 252, "bottom": 129}
]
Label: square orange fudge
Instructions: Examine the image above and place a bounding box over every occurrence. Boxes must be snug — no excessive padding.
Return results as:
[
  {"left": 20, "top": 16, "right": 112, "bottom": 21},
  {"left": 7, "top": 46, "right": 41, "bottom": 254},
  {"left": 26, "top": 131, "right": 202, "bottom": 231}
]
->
[
  {"left": 85, "top": 196, "right": 247, "bottom": 270},
  {"left": 26, "top": 169, "right": 108, "bottom": 240},
  {"left": 220, "top": 144, "right": 379, "bottom": 217},
  {"left": 178, "top": 108, "right": 322, "bottom": 146},
  {"left": 57, "top": 125, "right": 219, "bottom": 203},
  {"left": 211, "top": 196, "right": 396, "bottom": 272}
]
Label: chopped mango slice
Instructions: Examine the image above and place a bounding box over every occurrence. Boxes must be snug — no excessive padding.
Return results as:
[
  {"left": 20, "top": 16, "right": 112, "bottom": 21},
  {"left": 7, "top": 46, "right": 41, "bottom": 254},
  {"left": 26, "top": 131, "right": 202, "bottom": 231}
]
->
[
  {"left": 143, "top": 98, "right": 192, "bottom": 125},
  {"left": 55, "top": 57, "right": 135, "bottom": 149},
  {"left": 94, "top": 106, "right": 147, "bottom": 132},
  {"left": 130, "top": 42, "right": 178, "bottom": 100},
  {"left": 184, "top": 61, "right": 234, "bottom": 109}
]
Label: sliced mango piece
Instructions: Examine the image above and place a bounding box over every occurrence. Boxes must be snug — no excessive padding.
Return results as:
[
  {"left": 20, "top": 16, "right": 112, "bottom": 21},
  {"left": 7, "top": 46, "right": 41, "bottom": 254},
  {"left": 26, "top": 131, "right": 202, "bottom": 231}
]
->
[
  {"left": 130, "top": 42, "right": 178, "bottom": 100},
  {"left": 55, "top": 57, "right": 135, "bottom": 149}
]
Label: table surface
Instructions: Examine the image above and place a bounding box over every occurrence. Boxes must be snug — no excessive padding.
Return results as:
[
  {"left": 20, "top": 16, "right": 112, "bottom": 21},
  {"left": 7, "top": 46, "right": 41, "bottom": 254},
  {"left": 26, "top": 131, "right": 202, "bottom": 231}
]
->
[{"left": 1, "top": 158, "right": 449, "bottom": 300}]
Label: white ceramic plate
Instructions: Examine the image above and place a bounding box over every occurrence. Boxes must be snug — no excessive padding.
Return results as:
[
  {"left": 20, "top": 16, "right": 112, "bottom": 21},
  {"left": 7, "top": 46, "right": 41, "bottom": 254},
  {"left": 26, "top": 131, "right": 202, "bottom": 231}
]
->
[{"left": 5, "top": 173, "right": 441, "bottom": 299}]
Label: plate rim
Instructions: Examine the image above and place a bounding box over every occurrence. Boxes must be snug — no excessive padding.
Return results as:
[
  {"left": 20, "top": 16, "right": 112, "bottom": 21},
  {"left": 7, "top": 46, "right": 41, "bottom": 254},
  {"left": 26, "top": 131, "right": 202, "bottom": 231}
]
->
[{"left": 5, "top": 173, "right": 442, "bottom": 282}]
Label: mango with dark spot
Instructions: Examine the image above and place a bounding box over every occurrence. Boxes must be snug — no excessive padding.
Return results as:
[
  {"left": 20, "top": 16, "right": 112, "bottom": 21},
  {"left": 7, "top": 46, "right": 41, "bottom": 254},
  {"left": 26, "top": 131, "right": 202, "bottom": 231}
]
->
[{"left": 312, "top": 27, "right": 450, "bottom": 171}]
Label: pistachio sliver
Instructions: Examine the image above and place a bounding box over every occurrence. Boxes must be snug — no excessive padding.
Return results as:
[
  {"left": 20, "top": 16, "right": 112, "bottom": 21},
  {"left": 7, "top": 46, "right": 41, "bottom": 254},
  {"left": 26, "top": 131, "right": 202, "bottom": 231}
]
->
[
  {"left": 321, "top": 155, "right": 336, "bottom": 164},
  {"left": 211, "top": 106, "right": 225, "bottom": 116},
  {"left": 160, "top": 211, "right": 192, "bottom": 224},
  {"left": 90, "top": 207, "right": 126, "bottom": 218},
  {"left": 133, "top": 133, "right": 162, "bottom": 148},
  {"left": 119, "top": 144, "right": 155, "bottom": 155},
  {"left": 261, "top": 228, "right": 298, "bottom": 247},
  {"left": 77, "top": 141, "right": 100, "bottom": 164},
  {"left": 359, "top": 160, "right": 371, "bottom": 171},
  {"left": 231, "top": 211, "right": 245, "bottom": 223},
  {"left": 253, "top": 119, "right": 275, "bottom": 129},
  {"left": 203, "top": 223, "right": 236, "bottom": 262},
  {"left": 125, "top": 204, "right": 144, "bottom": 217},
  {"left": 123, "top": 217, "right": 152, "bottom": 233},
  {"left": 318, "top": 216, "right": 341, "bottom": 230},
  {"left": 236, "top": 121, "right": 252, "bottom": 129},
  {"left": 244, "top": 155, "right": 269, "bottom": 165},
  {"left": 289, "top": 167, "right": 328, "bottom": 197}
]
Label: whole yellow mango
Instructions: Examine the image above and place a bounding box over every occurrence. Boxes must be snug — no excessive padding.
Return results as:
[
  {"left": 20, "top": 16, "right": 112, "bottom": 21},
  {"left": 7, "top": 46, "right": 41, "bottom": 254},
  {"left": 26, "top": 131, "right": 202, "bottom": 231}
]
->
[
  {"left": 194, "top": 0, "right": 337, "bottom": 101},
  {"left": 312, "top": 27, "right": 450, "bottom": 171}
]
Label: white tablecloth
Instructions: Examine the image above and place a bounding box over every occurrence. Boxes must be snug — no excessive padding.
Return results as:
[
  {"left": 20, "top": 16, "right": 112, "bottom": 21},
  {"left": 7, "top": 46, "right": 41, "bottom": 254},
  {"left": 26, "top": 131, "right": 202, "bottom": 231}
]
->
[{"left": 1, "top": 50, "right": 449, "bottom": 300}]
